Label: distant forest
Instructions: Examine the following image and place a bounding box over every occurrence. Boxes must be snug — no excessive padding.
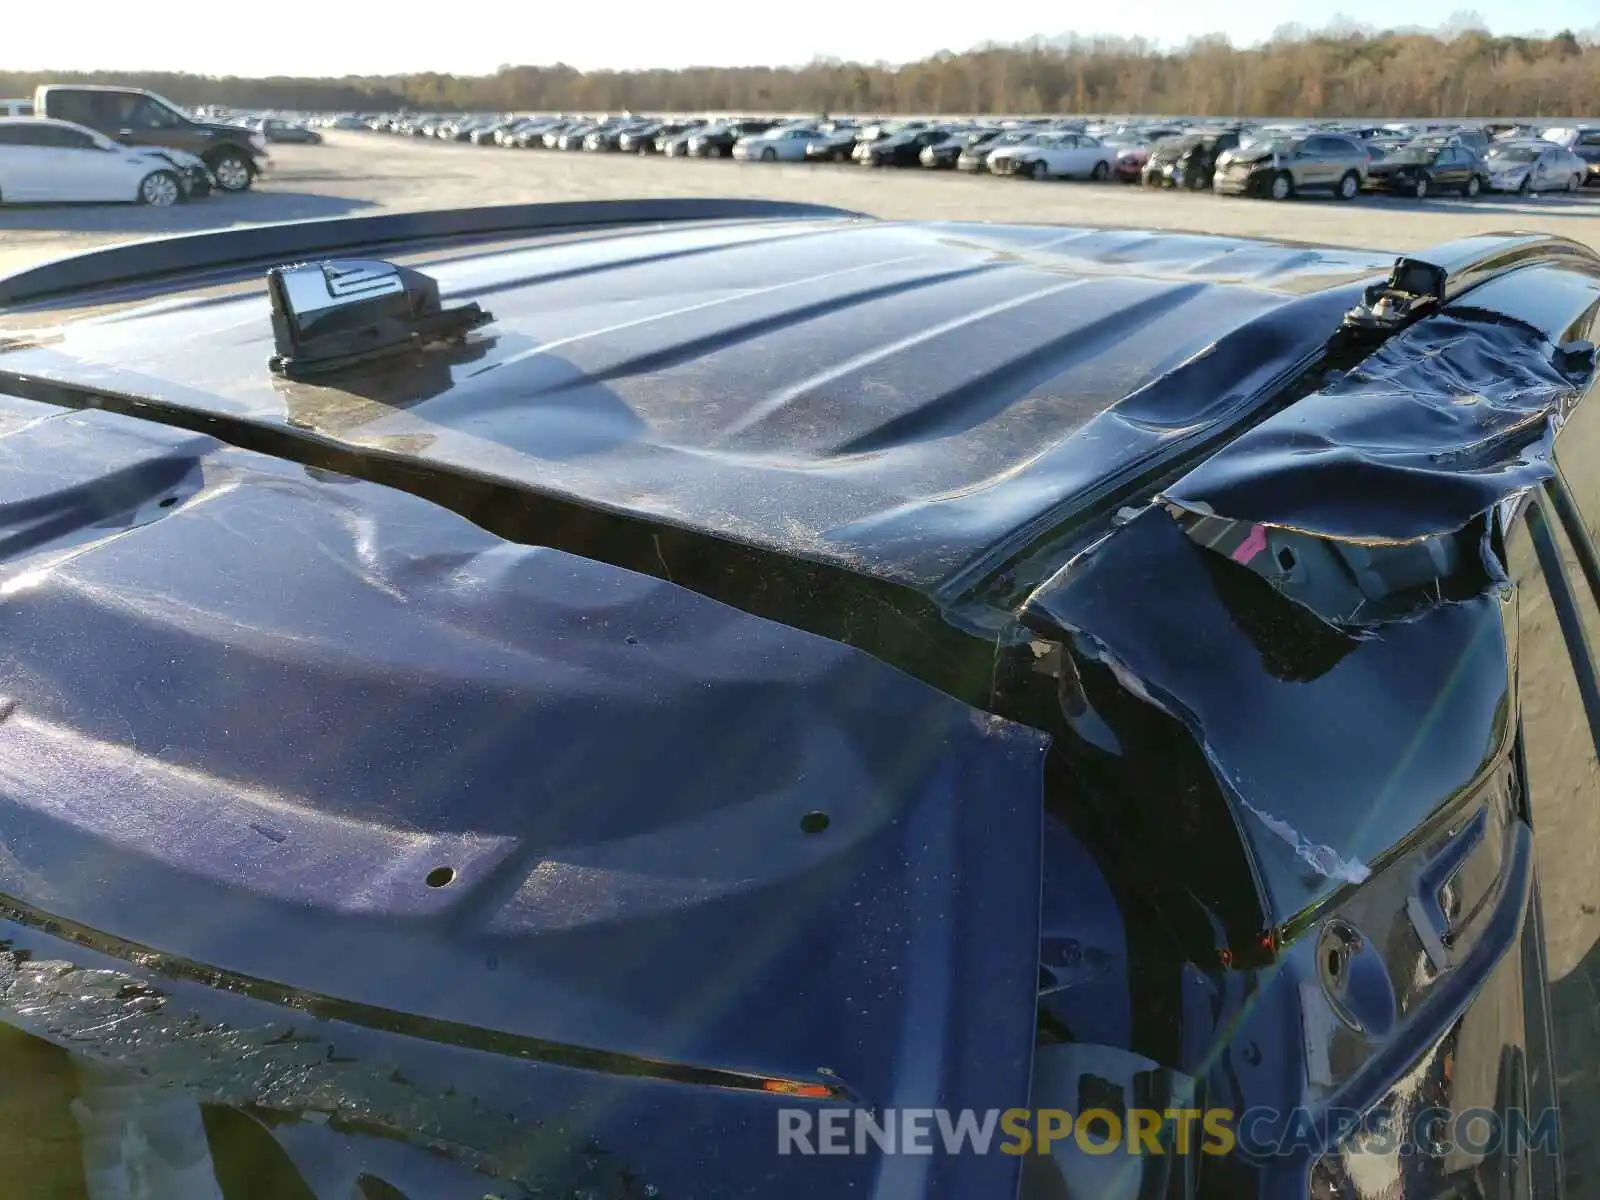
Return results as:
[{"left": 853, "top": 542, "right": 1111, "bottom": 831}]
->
[{"left": 6, "top": 26, "right": 1600, "bottom": 118}]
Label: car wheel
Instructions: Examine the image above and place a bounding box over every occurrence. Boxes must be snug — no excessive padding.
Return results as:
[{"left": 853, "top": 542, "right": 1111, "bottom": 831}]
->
[
  {"left": 761, "top": 148, "right": 776, "bottom": 162},
  {"left": 1571, "top": 174, "right": 1583, "bottom": 192},
  {"left": 1270, "top": 171, "right": 1293, "bottom": 201},
  {"left": 1518, "top": 175, "right": 1532, "bottom": 194},
  {"left": 209, "top": 151, "right": 253, "bottom": 192},
  {"left": 138, "top": 170, "right": 181, "bottom": 207},
  {"left": 1412, "top": 174, "right": 1429, "bottom": 199},
  {"left": 1091, "top": 160, "right": 1110, "bottom": 182},
  {"left": 1029, "top": 160, "right": 1047, "bottom": 181},
  {"left": 1463, "top": 175, "right": 1481, "bottom": 198},
  {"left": 1337, "top": 171, "right": 1359, "bottom": 201}
]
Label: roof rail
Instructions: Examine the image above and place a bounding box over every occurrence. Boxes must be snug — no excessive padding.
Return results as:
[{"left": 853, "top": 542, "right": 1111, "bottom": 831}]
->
[
  {"left": 0, "top": 198, "right": 867, "bottom": 309},
  {"left": 1343, "top": 231, "right": 1599, "bottom": 334}
]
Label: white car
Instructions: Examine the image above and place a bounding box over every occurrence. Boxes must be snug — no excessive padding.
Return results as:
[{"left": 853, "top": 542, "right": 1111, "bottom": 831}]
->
[
  {"left": 1485, "top": 142, "right": 1588, "bottom": 193},
  {"left": 733, "top": 127, "right": 825, "bottom": 162},
  {"left": 0, "top": 117, "right": 189, "bottom": 205},
  {"left": 987, "top": 132, "right": 1117, "bottom": 181}
]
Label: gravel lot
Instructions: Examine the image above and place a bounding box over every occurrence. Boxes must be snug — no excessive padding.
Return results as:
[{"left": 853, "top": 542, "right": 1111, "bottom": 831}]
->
[{"left": 3, "top": 129, "right": 1600, "bottom": 275}]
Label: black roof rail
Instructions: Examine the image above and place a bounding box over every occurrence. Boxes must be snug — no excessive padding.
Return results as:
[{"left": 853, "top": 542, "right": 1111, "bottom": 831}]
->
[
  {"left": 0, "top": 198, "right": 867, "bottom": 309},
  {"left": 1344, "top": 231, "right": 1600, "bottom": 335}
]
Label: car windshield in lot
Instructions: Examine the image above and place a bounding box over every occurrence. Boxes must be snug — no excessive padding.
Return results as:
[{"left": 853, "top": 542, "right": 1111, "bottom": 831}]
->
[
  {"left": 1372, "top": 144, "right": 1432, "bottom": 162},
  {"left": 1489, "top": 145, "right": 1542, "bottom": 162},
  {"left": 1239, "top": 134, "right": 1296, "bottom": 152}
]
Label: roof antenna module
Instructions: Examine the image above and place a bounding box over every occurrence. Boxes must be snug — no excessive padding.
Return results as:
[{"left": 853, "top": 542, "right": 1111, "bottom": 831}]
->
[{"left": 266, "top": 259, "right": 492, "bottom": 378}]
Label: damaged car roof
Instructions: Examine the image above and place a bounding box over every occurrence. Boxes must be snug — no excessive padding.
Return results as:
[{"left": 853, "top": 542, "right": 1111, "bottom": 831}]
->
[{"left": 0, "top": 214, "right": 1391, "bottom": 593}]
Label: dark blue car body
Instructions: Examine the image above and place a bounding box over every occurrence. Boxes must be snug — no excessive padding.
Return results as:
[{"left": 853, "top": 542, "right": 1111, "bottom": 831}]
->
[{"left": 0, "top": 201, "right": 1596, "bottom": 1198}]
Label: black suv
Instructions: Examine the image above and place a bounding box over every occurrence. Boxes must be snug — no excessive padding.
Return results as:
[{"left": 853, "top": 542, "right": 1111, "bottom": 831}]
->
[
  {"left": 0, "top": 204, "right": 1594, "bottom": 1200},
  {"left": 33, "top": 85, "right": 266, "bottom": 191}
]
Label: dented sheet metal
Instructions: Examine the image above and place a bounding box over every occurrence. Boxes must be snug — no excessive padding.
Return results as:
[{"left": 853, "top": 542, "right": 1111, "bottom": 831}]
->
[
  {"left": 1016, "top": 294, "right": 1598, "bottom": 929},
  {"left": 1147, "top": 286, "right": 1598, "bottom": 633},
  {"left": 1161, "top": 311, "right": 1586, "bottom": 547},
  {"left": 1022, "top": 505, "right": 1511, "bottom": 931},
  {"left": 0, "top": 390, "right": 1048, "bottom": 1200}
]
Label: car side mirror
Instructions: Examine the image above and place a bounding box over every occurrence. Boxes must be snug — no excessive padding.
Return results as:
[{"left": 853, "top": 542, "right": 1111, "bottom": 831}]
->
[{"left": 267, "top": 259, "right": 492, "bottom": 378}]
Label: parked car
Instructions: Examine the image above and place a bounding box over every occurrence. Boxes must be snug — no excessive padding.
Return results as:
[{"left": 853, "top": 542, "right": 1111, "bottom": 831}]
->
[
  {"left": 513, "top": 119, "right": 565, "bottom": 148},
  {"left": 857, "top": 126, "right": 952, "bottom": 168},
  {"left": 1214, "top": 132, "right": 1369, "bottom": 200},
  {"left": 956, "top": 128, "right": 1031, "bottom": 172},
  {"left": 555, "top": 122, "right": 599, "bottom": 151},
  {"left": 33, "top": 84, "right": 267, "bottom": 192},
  {"left": 988, "top": 131, "right": 1117, "bottom": 180},
  {"left": 1140, "top": 129, "right": 1244, "bottom": 189},
  {"left": 585, "top": 121, "right": 654, "bottom": 152},
  {"left": 688, "top": 120, "right": 778, "bottom": 158},
  {"left": 469, "top": 122, "right": 514, "bottom": 146},
  {"left": 620, "top": 121, "right": 689, "bottom": 153},
  {"left": 0, "top": 99, "right": 33, "bottom": 118},
  {"left": 1100, "top": 134, "right": 1155, "bottom": 181},
  {"left": 1538, "top": 128, "right": 1600, "bottom": 187},
  {"left": 1484, "top": 141, "right": 1589, "bottom": 193},
  {"left": 0, "top": 117, "right": 194, "bottom": 205},
  {"left": 661, "top": 124, "right": 701, "bottom": 156},
  {"left": 253, "top": 118, "right": 322, "bottom": 145},
  {"left": 920, "top": 128, "right": 999, "bottom": 168},
  {"left": 803, "top": 122, "right": 861, "bottom": 162},
  {"left": 1364, "top": 141, "right": 1489, "bottom": 198},
  {"left": 1576, "top": 131, "right": 1600, "bottom": 187},
  {"left": 733, "top": 127, "right": 826, "bottom": 162},
  {"left": 0, "top": 203, "right": 1596, "bottom": 1200}
]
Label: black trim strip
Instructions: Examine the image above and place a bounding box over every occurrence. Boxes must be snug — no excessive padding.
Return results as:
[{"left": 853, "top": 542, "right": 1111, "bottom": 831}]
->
[
  {"left": 0, "top": 199, "right": 867, "bottom": 308},
  {"left": 1548, "top": 469, "right": 1600, "bottom": 622},
  {"left": 0, "top": 894, "right": 849, "bottom": 1099},
  {"left": 1527, "top": 493, "right": 1600, "bottom": 763}
]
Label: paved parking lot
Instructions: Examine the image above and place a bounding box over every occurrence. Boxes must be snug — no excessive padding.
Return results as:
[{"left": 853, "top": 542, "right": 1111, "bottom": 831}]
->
[{"left": 3, "top": 130, "right": 1600, "bottom": 275}]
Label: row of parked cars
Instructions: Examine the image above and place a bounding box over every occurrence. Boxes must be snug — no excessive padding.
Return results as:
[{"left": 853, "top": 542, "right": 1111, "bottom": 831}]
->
[{"left": 336, "top": 109, "right": 1600, "bottom": 202}]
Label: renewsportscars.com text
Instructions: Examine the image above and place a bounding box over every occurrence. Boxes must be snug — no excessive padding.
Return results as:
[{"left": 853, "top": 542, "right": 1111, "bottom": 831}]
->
[{"left": 776, "top": 1106, "right": 1559, "bottom": 1158}]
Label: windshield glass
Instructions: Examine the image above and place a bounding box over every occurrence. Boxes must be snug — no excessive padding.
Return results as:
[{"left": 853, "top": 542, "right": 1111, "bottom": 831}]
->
[{"left": 1489, "top": 146, "right": 1541, "bottom": 163}]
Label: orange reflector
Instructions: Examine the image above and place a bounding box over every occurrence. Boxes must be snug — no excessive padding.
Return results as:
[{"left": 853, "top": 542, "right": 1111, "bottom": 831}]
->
[{"left": 762, "top": 1080, "right": 834, "bottom": 1098}]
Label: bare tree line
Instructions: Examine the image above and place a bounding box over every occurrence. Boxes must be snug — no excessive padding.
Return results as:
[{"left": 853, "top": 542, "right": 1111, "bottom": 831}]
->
[{"left": 6, "top": 26, "right": 1600, "bottom": 119}]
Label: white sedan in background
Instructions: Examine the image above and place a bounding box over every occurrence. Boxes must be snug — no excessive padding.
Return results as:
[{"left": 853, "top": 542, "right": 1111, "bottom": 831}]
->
[
  {"left": 988, "top": 132, "right": 1118, "bottom": 181},
  {"left": 733, "top": 127, "right": 826, "bottom": 162},
  {"left": 0, "top": 118, "right": 190, "bottom": 205},
  {"left": 1484, "top": 141, "right": 1588, "bottom": 193}
]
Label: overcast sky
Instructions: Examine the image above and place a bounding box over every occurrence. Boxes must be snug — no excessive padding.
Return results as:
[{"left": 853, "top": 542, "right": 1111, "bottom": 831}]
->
[{"left": 10, "top": 1, "right": 1598, "bottom": 76}]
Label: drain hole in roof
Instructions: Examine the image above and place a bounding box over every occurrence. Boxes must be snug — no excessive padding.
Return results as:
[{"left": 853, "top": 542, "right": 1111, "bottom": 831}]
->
[{"left": 800, "top": 811, "right": 831, "bottom": 835}]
